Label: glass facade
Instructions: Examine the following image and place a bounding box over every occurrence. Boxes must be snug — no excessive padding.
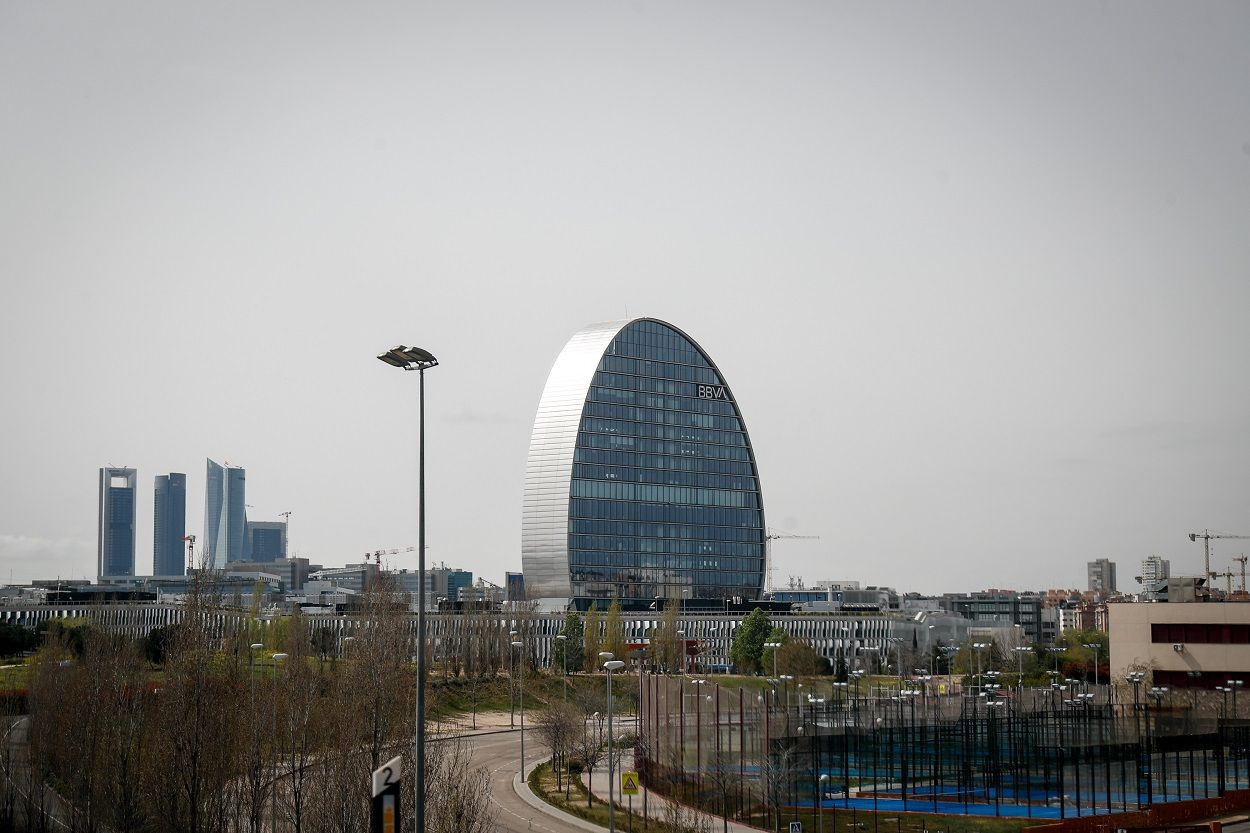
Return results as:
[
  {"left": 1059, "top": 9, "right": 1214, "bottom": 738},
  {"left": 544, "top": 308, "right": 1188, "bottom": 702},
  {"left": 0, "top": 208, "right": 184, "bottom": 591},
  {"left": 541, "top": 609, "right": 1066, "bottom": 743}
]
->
[
  {"left": 97, "top": 467, "right": 136, "bottom": 578},
  {"left": 204, "top": 459, "right": 246, "bottom": 567},
  {"left": 524, "top": 319, "right": 766, "bottom": 608},
  {"left": 153, "top": 473, "right": 187, "bottom": 576}
]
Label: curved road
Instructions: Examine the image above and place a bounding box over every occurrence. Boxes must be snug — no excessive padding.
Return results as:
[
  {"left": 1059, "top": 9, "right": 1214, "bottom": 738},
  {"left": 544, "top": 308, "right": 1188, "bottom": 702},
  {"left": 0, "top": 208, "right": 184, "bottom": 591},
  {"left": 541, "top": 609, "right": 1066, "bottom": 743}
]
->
[{"left": 469, "top": 728, "right": 592, "bottom": 833}]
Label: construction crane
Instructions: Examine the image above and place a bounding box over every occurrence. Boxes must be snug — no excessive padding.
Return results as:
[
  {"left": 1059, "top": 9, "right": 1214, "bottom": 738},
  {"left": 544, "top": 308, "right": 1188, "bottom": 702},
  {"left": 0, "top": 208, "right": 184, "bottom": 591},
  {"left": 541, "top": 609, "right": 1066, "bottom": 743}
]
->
[
  {"left": 369, "top": 546, "right": 417, "bottom": 567},
  {"left": 1189, "top": 530, "right": 1250, "bottom": 583},
  {"left": 1236, "top": 555, "right": 1248, "bottom": 593},
  {"left": 1216, "top": 570, "right": 1236, "bottom": 595},
  {"left": 765, "top": 529, "right": 820, "bottom": 594},
  {"left": 182, "top": 535, "right": 196, "bottom": 571}
]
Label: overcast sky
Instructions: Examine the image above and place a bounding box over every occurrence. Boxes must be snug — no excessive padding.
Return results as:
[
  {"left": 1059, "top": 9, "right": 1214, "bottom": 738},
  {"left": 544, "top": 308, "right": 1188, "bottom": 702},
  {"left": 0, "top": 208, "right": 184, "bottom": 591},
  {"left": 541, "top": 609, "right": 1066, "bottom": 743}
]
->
[{"left": 2, "top": 2, "right": 1248, "bottom": 594}]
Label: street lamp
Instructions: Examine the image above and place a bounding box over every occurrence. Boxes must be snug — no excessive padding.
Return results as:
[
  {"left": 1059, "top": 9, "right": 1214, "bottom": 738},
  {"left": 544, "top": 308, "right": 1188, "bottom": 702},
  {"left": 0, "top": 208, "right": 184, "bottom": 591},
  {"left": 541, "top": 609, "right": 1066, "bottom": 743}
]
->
[
  {"left": 603, "top": 656, "right": 626, "bottom": 833},
  {"left": 677, "top": 630, "right": 686, "bottom": 676},
  {"left": 764, "top": 640, "right": 782, "bottom": 678},
  {"left": 556, "top": 634, "right": 568, "bottom": 701},
  {"left": 1229, "top": 679, "right": 1244, "bottom": 718},
  {"left": 377, "top": 343, "right": 438, "bottom": 833},
  {"left": 271, "top": 652, "right": 289, "bottom": 833},
  {"left": 512, "top": 639, "right": 525, "bottom": 778},
  {"left": 1083, "top": 642, "right": 1102, "bottom": 687},
  {"left": 818, "top": 773, "right": 829, "bottom": 833},
  {"left": 509, "top": 630, "right": 519, "bottom": 727},
  {"left": 1013, "top": 646, "right": 1031, "bottom": 691}
]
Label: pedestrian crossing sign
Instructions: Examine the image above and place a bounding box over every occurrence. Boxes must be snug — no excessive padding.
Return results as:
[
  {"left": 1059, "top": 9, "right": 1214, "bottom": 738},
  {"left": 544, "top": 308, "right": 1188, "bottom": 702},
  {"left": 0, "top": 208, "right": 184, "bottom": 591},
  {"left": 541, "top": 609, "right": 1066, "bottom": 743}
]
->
[{"left": 621, "top": 771, "right": 640, "bottom": 795}]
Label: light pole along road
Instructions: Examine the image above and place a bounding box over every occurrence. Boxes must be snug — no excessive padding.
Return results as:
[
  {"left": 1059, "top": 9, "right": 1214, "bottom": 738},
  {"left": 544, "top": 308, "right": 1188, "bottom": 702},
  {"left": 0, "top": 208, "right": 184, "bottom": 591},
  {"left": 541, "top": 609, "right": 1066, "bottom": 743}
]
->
[{"left": 377, "top": 343, "right": 438, "bottom": 833}]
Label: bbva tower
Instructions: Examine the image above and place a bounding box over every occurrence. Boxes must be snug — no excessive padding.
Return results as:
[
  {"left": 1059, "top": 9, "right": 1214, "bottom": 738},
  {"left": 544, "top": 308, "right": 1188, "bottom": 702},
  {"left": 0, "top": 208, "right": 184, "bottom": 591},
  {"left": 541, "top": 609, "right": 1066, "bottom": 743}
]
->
[{"left": 521, "top": 318, "right": 767, "bottom": 610}]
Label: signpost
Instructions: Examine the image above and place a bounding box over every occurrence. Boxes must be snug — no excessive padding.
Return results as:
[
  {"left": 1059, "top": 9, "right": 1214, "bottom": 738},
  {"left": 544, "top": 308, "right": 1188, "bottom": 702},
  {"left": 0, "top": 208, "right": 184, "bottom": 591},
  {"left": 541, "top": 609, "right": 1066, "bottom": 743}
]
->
[
  {"left": 371, "top": 755, "right": 402, "bottom": 833},
  {"left": 621, "top": 771, "right": 640, "bottom": 833},
  {"left": 789, "top": 822, "right": 803, "bottom": 833}
]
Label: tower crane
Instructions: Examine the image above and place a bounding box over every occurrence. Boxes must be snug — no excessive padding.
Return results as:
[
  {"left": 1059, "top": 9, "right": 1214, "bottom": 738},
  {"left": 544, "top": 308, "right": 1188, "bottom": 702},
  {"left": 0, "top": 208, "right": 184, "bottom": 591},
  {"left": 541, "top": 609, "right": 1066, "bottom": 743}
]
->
[
  {"left": 1189, "top": 530, "right": 1250, "bottom": 583},
  {"left": 1235, "top": 555, "right": 1248, "bottom": 593},
  {"left": 765, "top": 529, "right": 821, "bottom": 594},
  {"left": 182, "top": 535, "right": 196, "bottom": 571},
  {"left": 369, "top": 546, "right": 417, "bottom": 567}
]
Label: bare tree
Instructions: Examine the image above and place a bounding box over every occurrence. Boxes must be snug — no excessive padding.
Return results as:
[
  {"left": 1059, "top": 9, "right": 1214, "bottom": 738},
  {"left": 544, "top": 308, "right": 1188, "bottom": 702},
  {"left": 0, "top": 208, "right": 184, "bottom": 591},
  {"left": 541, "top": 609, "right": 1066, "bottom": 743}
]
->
[
  {"left": 535, "top": 701, "right": 581, "bottom": 795},
  {"left": 574, "top": 711, "right": 607, "bottom": 808}
]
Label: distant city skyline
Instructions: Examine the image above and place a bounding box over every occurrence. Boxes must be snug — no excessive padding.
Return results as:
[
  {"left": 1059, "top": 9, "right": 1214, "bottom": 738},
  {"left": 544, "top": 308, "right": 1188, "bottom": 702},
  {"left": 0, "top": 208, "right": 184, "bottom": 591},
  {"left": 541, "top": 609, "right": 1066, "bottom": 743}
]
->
[{"left": 3, "top": 3, "right": 1248, "bottom": 591}]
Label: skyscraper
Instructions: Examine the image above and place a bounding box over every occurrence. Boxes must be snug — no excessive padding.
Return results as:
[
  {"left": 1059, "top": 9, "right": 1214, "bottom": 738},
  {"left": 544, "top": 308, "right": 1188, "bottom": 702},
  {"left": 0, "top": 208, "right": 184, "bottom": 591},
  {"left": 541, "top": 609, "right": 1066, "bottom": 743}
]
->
[
  {"left": 97, "top": 467, "right": 136, "bottom": 579},
  {"left": 1087, "top": 558, "right": 1117, "bottom": 593},
  {"left": 203, "top": 459, "right": 246, "bottom": 568},
  {"left": 521, "top": 318, "right": 767, "bottom": 609},
  {"left": 153, "top": 473, "right": 187, "bottom": 576}
]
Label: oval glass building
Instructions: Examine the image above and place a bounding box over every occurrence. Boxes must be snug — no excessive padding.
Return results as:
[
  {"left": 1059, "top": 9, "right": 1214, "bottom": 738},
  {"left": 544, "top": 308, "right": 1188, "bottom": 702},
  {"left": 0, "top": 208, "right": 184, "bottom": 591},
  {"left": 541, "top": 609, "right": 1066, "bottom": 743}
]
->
[{"left": 522, "top": 318, "right": 766, "bottom": 610}]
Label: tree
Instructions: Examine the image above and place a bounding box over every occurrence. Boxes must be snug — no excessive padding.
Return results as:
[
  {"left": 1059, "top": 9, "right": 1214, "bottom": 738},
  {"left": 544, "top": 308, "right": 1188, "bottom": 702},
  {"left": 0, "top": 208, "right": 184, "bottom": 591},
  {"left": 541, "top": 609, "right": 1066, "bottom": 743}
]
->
[
  {"left": 553, "top": 612, "right": 585, "bottom": 673},
  {"left": 648, "top": 589, "right": 683, "bottom": 674},
  {"left": 777, "top": 638, "right": 829, "bottom": 677},
  {"left": 0, "top": 623, "right": 38, "bottom": 658},
  {"left": 603, "top": 595, "right": 626, "bottom": 661},
  {"left": 575, "top": 711, "right": 608, "bottom": 808},
  {"left": 729, "top": 608, "right": 771, "bottom": 674},
  {"left": 142, "top": 624, "right": 176, "bottom": 665},
  {"left": 535, "top": 700, "right": 581, "bottom": 794},
  {"left": 583, "top": 605, "right": 602, "bottom": 672}
]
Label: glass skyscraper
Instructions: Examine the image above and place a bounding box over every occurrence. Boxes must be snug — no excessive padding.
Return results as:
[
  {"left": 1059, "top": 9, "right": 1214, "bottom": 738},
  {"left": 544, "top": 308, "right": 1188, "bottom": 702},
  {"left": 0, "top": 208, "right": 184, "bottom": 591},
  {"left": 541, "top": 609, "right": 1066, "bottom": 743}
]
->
[
  {"left": 522, "top": 318, "right": 766, "bottom": 609},
  {"left": 97, "top": 467, "right": 136, "bottom": 579},
  {"left": 153, "top": 472, "right": 187, "bottom": 576},
  {"left": 203, "top": 459, "right": 246, "bottom": 568}
]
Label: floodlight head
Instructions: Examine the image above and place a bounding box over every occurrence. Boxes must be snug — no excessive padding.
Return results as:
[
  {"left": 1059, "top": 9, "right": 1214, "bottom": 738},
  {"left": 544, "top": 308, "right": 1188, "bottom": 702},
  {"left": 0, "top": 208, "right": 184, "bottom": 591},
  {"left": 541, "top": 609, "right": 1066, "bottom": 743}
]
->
[
  {"left": 511, "top": 641, "right": 523, "bottom": 648},
  {"left": 272, "top": 653, "right": 289, "bottom": 661},
  {"left": 556, "top": 634, "right": 567, "bottom": 641},
  {"left": 599, "top": 651, "right": 614, "bottom": 660},
  {"left": 377, "top": 350, "right": 408, "bottom": 368},
  {"left": 378, "top": 344, "right": 439, "bottom": 370},
  {"left": 604, "top": 660, "right": 625, "bottom": 671},
  {"left": 250, "top": 642, "right": 264, "bottom": 650}
]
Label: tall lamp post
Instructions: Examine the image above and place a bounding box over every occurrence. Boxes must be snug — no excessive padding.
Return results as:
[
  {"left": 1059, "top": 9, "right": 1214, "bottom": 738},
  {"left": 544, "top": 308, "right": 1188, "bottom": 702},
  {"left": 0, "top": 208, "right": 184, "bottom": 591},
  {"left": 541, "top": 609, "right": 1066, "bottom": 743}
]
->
[
  {"left": 376, "top": 343, "right": 439, "bottom": 833},
  {"left": 556, "top": 634, "right": 568, "bottom": 700},
  {"left": 1083, "top": 642, "right": 1102, "bottom": 688},
  {"left": 603, "top": 657, "right": 626, "bottom": 833},
  {"left": 1230, "top": 679, "right": 1244, "bottom": 718},
  {"left": 512, "top": 639, "right": 526, "bottom": 777},
  {"left": 271, "top": 652, "right": 289, "bottom": 833},
  {"left": 765, "top": 640, "right": 782, "bottom": 678}
]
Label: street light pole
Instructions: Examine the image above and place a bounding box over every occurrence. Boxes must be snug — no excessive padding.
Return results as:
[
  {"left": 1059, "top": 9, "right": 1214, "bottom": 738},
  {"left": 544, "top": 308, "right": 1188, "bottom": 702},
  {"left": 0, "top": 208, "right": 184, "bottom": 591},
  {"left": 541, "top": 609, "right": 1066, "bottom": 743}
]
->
[
  {"left": 556, "top": 634, "right": 568, "bottom": 701},
  {"left": 513, "top": 639, "right": 526, "bottom": 778},
  {"left": 765, "top": 640, "right": 781, "bottom": 678},
  {"left": 377, "top": 343, "right": 439, "bottom": 833},
  {"left": 603, "top": 657, "right": 625, "bottom": 833},
  {"left": 1083, "top": 642, "right": 1101, "bottom": 688},
  {"left": 271, "top": 652, "right": 289, "bottom": 833}
]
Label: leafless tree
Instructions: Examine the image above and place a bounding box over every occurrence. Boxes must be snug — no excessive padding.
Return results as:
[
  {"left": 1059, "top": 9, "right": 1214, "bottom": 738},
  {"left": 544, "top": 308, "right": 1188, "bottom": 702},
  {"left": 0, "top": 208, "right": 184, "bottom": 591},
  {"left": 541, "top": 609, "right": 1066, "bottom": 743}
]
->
[
  {"left": 574, "top": 711, "right": 607, "bottom": 808},
  {"left": 534, "top": 701, "right": 580, "bottom": 795}
]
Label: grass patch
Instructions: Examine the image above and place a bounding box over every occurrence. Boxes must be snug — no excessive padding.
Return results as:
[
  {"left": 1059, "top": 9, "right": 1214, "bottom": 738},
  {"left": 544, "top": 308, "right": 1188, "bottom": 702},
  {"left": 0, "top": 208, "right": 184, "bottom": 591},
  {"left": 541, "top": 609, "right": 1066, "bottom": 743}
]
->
[{"left": 528, "top": 760, "right": 673, "bottom": 833}]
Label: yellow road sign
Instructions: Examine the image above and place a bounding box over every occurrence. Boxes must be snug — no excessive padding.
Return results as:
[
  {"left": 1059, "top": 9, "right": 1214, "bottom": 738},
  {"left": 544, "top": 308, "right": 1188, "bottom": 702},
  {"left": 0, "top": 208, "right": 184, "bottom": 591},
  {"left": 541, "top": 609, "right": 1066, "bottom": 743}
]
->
[{"left": 621, "top": 770, "right": 640, "bottom": 795}]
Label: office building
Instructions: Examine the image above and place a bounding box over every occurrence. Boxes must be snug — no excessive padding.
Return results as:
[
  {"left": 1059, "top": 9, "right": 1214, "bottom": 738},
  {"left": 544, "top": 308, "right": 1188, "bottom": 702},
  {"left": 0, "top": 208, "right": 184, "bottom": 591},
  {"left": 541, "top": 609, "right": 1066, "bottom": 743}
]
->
[
  {"left": 245, "top": 520, "right": 287, "bottom": 562},
  {"left": 1140, "top": 554, "right": 1171, "bottom": 585},
  {"left": 521, "top": 318, "right": 767, "bottom": 609},
  {"left": 203, "top": 459, "right": 246, "bottom": 568},
  {"left": 1087, "top": 558, "right": 1117, "bottom": 593},
  {"left": 153, "top": 473, "right": 187, "bottom": 576},
  {"left": 98, "top": 467, "right": 137, "bottom": 579},
  {"left": 1109, "top": 602, "right": 1250, "bottom": 688}
]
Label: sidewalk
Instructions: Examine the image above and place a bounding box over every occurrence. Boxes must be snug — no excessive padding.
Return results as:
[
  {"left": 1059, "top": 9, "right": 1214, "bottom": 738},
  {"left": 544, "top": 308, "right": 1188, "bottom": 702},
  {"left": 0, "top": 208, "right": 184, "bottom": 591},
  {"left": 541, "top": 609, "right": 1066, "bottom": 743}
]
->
[{"left": 582, "top": 751, "right": 767, "bottom": 833}]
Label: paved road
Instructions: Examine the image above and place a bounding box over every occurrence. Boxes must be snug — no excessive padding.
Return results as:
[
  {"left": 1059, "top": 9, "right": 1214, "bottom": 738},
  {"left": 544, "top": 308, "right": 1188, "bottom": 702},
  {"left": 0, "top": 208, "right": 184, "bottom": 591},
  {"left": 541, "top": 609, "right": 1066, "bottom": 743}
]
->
[
  {"left": 469, "top": 728, "right": 602, "bottom": 833},
  {"left": 2, "top": 715, "right": 76, "bottom": 831}
]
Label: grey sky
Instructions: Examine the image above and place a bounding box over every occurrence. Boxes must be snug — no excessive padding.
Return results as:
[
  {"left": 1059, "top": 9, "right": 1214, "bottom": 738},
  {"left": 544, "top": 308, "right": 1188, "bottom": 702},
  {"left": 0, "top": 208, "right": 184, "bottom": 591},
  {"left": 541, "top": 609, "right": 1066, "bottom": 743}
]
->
[{"left": 2, "top": 2, "right": 1248, "bottom": 594}]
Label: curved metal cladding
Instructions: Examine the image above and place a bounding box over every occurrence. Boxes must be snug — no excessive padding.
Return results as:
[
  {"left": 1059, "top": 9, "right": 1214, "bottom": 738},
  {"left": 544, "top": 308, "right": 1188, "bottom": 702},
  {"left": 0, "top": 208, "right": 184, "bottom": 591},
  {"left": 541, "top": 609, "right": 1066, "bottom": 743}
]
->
[{"left": 522, "top": 318, "right": 766, "bottom": 607}]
